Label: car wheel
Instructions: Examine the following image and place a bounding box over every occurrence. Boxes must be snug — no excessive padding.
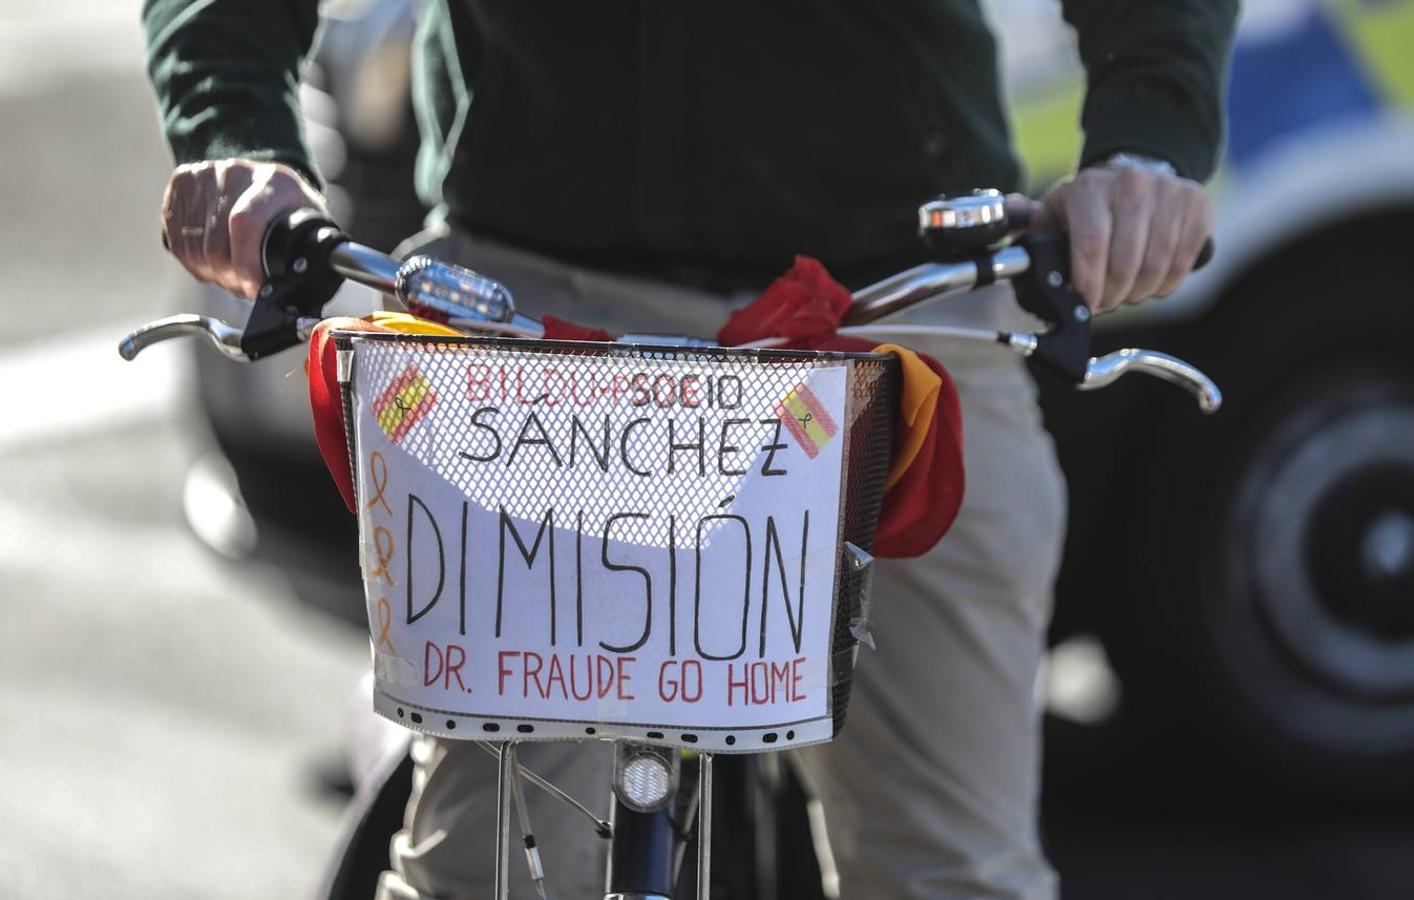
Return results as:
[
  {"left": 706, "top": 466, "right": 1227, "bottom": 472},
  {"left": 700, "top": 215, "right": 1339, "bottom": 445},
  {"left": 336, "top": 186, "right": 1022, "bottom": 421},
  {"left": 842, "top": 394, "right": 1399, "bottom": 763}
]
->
[{"left": 1130, "top": 355, "right": 1414, "bottom": 798}]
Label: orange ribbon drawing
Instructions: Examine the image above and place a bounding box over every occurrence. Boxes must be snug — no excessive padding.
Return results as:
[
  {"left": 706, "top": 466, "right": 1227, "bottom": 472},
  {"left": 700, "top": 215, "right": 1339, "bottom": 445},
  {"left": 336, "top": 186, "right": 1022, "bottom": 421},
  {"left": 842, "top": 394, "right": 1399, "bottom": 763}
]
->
[
  {"left": 368, "top": 525, "right": 396, "bottom": 587},
  {"left": 366, "top": 450, "right": 393, "bottom": 516},
  {"left": 375, "top": 597, "right": 397, "bottom": 654}
]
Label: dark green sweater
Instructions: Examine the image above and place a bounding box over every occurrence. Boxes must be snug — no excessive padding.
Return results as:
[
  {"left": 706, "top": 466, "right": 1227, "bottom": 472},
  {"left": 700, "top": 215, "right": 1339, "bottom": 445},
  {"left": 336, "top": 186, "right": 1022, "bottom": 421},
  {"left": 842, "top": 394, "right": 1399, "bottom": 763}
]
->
[{"left": 143, "top": 0, "right": 1236, "bottom": 286}]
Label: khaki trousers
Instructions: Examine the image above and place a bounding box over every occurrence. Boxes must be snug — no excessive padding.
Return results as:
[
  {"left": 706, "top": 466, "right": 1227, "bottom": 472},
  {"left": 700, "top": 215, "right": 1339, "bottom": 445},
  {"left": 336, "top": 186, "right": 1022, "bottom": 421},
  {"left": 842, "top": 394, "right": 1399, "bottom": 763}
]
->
[{"left": 375, "top": 224, "right": 1065, "bottom": 900}]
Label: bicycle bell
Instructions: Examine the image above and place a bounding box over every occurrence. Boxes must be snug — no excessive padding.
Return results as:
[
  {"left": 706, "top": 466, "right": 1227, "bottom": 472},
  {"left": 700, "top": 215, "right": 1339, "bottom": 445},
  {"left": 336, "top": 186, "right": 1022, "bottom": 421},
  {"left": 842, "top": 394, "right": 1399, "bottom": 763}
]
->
[{"left": 918, "top": 189, "right": 1010, "bottom": 257}]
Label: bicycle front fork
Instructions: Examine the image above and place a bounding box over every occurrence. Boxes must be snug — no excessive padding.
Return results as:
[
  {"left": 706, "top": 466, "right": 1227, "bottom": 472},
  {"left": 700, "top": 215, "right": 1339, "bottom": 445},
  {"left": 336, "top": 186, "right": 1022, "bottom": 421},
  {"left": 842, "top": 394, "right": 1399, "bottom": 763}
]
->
[
  {"left": 491, "top": 743, "right": 716, "bottom": 900},
  {"left": 604, "top": 751, "right": 714, "bottom": 900}
]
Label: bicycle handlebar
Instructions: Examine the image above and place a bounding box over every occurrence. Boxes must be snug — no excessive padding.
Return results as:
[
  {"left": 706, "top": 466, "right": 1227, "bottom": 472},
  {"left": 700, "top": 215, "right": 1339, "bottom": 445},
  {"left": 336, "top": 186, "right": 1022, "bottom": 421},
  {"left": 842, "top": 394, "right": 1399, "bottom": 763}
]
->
[{"left": 120, "top": 192, "right": 1223, "bottom": 412}]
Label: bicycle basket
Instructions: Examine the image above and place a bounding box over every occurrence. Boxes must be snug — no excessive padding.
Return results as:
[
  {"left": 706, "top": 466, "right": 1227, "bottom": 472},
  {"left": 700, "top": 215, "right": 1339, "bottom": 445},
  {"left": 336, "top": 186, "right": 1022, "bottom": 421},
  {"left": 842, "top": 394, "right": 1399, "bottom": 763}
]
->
[{"left": 335, "top": 331, "right": 898, "bottom": 753}]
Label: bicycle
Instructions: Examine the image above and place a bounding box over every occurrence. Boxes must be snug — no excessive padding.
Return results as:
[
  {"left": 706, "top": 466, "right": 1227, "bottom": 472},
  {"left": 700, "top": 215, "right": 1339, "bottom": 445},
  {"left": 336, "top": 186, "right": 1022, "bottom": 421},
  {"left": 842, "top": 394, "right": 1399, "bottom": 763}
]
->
[{"left": 121, "top": 189, "right": 1218, "bottom": 900}]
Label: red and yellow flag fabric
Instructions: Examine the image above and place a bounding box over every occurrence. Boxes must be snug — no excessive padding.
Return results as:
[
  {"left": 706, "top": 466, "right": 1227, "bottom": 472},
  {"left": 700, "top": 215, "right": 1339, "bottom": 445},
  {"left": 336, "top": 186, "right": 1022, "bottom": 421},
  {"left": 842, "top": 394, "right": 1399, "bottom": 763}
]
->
[
  {"left": 371, "top": 365, "right": 437, "bottom": 442},
  {"left": 775, "top": 382, "right": 840, "bottom": 459}
]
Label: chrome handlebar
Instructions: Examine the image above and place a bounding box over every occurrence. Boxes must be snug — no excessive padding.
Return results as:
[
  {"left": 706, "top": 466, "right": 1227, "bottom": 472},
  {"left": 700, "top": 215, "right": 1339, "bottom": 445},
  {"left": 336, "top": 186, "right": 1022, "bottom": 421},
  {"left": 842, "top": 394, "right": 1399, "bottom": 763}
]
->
[
  {"left": 841, "top": 245, "right": 1222, "bottom": 412},
  {"left": 843, "top": 247, "right": 1032, "bottom": 326},
  {"left": 119, "top": 197, "right": 1223, "bottom": 412}
]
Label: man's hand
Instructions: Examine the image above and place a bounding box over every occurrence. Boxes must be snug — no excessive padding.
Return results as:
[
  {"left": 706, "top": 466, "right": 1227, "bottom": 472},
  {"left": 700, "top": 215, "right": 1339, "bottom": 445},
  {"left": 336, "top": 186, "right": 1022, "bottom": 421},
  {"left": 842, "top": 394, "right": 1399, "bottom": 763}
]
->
[
  {"left": 1020, "top": 163, "right": 1214, "bottom": 314},
  {"left": 160, "top": 159, "right": 325, "bottom": 300}
]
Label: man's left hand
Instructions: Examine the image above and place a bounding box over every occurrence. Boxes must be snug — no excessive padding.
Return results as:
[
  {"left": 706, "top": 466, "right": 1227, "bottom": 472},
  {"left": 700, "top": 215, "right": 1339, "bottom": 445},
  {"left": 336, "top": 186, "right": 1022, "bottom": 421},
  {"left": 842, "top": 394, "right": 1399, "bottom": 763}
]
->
[{"left": 1017, "top": 163, "right": 1214, "bottom": 314}]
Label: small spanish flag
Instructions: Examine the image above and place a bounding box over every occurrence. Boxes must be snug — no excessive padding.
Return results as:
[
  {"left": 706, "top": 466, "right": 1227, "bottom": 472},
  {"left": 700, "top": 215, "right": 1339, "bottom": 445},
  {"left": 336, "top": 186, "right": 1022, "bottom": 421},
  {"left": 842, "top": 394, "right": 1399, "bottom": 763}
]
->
[
  {"left": 372, "top": 365, "right": 437, "bottom": 442},
  {"left": 775, "top": 381, "right": 838, "bottom": 459}
]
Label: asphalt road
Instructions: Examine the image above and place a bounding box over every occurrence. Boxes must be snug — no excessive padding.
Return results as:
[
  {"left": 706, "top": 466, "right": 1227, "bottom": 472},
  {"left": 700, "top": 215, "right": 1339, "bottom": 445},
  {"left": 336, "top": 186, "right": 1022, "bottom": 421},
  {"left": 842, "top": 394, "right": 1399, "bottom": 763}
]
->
[
  {"left": 0, "top": 422, "right": 366, "bottom": 899},
  {"left": 3, "top": 5, "right": 1413, "bottom": 900},
  {"left": 0, "top": 6, "right": 366, "bottom": 898}
]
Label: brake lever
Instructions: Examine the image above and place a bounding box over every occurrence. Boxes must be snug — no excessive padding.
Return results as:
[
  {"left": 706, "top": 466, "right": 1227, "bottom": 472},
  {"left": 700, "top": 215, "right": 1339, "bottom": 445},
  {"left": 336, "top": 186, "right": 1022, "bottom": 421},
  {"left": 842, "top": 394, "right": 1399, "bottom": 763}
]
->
[
  {"left": 1081, "top": 348, "right": 1223, "bottom": 413},
  {"left": 119, "top": 313, "right": 249, "bottom": 361},
  {"left": 1010, "top": 231, "right": 1221, "bottom": 412},
  {"left": 121, "top": 210, "right": 349, "bottom": 363},
  {"left": 117, "top": 312, "right": 324, "bottom": 362},
  {"left": 239, "top": 210, "right": 347, "bottom": 359},
  {"left": 1011, "top": 231, "right": 1092, "bottom": 381}
]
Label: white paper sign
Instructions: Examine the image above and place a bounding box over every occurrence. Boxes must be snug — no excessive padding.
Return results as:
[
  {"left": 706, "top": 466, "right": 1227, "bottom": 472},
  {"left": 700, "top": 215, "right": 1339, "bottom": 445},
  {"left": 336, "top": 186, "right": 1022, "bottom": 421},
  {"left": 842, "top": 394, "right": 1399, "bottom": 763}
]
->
[{"left": 350, "top": 338, "right": 850, "bottom": 752}]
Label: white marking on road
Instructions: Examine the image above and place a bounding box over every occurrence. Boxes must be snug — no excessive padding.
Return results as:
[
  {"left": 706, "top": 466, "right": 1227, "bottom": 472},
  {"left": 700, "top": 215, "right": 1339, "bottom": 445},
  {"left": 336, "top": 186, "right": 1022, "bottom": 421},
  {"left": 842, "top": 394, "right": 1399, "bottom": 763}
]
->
[{"left": 0, "top": 326, "right": 188, "bottom": 450}]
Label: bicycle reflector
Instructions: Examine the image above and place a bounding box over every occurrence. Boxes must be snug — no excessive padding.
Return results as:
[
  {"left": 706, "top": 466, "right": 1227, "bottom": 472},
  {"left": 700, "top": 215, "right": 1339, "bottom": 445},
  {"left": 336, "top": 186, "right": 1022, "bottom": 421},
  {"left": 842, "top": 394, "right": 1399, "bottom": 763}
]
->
[{"left": 613, "top": 744, "right": 679, "bottom": 813}]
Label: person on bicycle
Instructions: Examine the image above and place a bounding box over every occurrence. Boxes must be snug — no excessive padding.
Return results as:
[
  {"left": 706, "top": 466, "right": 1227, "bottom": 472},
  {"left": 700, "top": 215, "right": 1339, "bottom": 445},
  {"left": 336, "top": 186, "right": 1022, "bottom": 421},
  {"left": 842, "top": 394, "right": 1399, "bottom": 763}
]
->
[{"left": 144, "top": 2, "right": 1236, "bottom": 897}]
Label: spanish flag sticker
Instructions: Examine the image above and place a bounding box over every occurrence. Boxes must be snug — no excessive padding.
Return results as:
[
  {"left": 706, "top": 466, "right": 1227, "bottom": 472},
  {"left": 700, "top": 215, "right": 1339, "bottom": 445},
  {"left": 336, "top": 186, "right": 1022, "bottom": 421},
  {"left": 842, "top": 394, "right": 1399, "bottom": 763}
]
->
[
  {"left": 775, "top": 381, "right": 838, "bottom": 459},
  {"left": 373, "top": 365, "right": 437, "bottom": 443}
]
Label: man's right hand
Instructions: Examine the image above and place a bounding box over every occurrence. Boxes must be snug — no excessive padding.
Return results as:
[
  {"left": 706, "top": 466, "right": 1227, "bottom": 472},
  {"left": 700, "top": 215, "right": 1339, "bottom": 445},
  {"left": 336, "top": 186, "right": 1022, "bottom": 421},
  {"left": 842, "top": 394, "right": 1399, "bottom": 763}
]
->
[{"left": 160, "top": 159, "right": 325, "bottom": 300}]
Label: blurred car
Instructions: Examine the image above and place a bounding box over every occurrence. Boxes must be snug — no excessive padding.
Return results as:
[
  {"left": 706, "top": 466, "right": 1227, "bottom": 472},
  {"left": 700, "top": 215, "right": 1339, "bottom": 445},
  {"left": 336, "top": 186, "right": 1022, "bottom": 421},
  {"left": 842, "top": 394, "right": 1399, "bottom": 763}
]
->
[
  {"left": 193, "top": 0, "right": 1414, "bottom": 795},
  {"left": 1002, "top": 0, "right": 1414, "bottom": 796}
]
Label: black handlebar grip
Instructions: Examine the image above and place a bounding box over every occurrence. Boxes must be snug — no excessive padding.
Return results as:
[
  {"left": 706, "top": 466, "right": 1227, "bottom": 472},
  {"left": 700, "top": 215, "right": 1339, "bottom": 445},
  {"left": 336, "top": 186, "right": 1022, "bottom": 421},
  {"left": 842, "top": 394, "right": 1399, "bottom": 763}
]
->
[
  {"left": 260, "top": 207, "right": 342, "bottom": 279},
  {"left": 1006, "top": 204, "right": 1213, "bottom": 272},
  {"left": 1007, "top": 204, "right": 1034, "bottom": 233},
  {"left": 1193, "top": 237, "right": 1215, "bottom": 271}
]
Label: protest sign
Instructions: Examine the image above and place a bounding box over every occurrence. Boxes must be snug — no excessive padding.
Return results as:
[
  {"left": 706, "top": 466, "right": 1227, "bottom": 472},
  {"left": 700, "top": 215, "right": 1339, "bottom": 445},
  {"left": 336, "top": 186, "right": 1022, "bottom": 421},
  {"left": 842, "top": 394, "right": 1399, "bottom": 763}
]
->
[{"left": 349, "top": 337, "right": 852, "bottom": 751}]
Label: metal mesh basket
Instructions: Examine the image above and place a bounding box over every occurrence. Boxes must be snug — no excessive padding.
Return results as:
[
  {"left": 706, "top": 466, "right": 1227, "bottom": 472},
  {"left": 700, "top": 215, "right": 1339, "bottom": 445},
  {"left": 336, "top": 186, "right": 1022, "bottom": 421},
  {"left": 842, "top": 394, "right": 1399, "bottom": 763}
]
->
[{"left": 335, "top": 332, "right": 899, "bottom": 752}]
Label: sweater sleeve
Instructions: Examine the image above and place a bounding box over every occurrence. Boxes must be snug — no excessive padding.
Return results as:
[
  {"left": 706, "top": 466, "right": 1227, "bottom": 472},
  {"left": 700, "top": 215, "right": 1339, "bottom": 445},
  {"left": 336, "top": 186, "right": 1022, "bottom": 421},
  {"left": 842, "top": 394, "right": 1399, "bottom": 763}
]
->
[
  {"left": 142, "top": 0, "right": 323, "bottom": 184},
  {"left": 1059, "top": 0, "right": 1239, "bottom": 182}
]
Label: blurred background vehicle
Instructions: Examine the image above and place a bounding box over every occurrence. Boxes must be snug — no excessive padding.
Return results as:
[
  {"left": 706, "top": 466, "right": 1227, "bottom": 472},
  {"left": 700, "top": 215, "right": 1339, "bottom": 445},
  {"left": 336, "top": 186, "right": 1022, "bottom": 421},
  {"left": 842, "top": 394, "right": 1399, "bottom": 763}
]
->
[
  {"left": 193, "top": 0, "right": 1414, "bottom": 802},
  {"left": 1005, "top": 0, "right": 1414, "bottom": 799}
]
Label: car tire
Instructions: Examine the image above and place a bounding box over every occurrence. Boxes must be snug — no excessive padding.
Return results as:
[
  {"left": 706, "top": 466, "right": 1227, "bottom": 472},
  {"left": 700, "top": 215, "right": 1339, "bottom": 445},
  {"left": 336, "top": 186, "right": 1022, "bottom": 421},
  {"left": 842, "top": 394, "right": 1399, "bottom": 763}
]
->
[{"left": 1104, "top": 264, "right": 1414, "bottom": 800}]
